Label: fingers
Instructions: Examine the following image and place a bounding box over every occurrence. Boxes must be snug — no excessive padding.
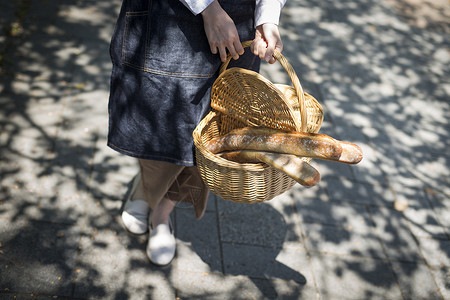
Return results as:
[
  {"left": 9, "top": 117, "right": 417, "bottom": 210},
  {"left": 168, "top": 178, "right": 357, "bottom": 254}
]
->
[
  {"left": 211, "top": 41, "right": 241, "bottom": 62},
  {"left": 201, "top": 1, "right": 244, "bottom": 63},
  {"left": 264, "top": 36, "right": 277, "bottom": 63},
  {"left": 210, "top": 44, "right": 217, "bottom": 55},
  {"left": 226, "top": 39, "right": 241, "bottom": 61},
  {"left": 218, "top": 46, "right": 228, "bottom": 63},
  {"left": 209, "top": 37, "right": 244, "bottom": 62},
  {"left": 252, "top": 23, "right": 283, "bottom": 64},
  {"left": 253, "top": 38, "right": 273, "bottom": 63},
  {"left": 234, "top": 40, "right": 245, "bottom": 56}
]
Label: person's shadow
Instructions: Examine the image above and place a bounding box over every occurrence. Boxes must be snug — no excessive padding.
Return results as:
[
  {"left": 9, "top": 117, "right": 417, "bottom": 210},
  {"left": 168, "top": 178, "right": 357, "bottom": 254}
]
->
[{"left": 174, "top": 194, "right": 308, "bottom": 298}]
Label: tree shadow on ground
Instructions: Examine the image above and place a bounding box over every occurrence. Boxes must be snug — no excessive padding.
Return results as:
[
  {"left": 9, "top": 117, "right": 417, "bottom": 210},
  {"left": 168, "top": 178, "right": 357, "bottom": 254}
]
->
[
  {"left": 0, "top": 0, "right": 448, "bottom": 299},
  {"left": 175, "top": 195, "right": 309, "bottom": 299},
  {"left": 263, "top": 0, "right": 449, "bottom": 298}
]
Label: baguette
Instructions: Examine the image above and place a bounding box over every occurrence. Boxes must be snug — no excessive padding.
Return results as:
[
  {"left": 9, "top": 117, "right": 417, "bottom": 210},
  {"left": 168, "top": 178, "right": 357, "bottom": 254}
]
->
[
  {"left": 207, "top": 127, "right": 363, "bottom": 164},
  {"left": 218, "top": 150, "right": 321, "bottom": 187},
  {"left": 338, "top": 141, "right": 364, "bottom": 165}
]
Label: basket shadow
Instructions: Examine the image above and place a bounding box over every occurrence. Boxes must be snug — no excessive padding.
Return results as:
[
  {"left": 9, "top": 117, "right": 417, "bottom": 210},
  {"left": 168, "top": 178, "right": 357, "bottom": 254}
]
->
[{"left": 175, "top": 195, "right": 308, "bottom": 298}]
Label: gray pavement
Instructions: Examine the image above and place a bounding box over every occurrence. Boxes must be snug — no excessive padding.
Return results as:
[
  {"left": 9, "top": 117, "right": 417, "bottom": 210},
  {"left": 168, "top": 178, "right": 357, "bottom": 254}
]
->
[{"left": 0, "top": 0, "right": 449, "bottom": 299}]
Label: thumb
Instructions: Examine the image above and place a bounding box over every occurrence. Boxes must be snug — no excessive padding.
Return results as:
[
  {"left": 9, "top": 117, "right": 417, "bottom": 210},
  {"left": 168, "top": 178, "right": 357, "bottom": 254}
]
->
[
  {"left": 261, "top": 23, "right": 282, "bottom": 63},
  {"left": 264, "top": 33, "right": 277, "bottom": 62}
]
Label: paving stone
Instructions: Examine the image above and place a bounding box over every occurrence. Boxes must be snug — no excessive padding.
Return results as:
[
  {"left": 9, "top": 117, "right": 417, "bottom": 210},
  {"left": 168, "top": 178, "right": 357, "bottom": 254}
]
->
[
  {"left": 31, "top": 122, "right": 105, "bottom": 224},
  {"left": 174, "top": 191, "right": 217, "bottom": 216},
  {"left": 13, "top": 32, "right": 77, "bottom": 85},
  {"left": 321, "top": 95, "right": 386, "bottom": 139},
  {"left": 0, "top": 95, "right": 64, "bottom": 140},
  {"left": 313, "top": 159, "right": 356, "bottom": 181},
  {"left": 248, "top": 277, "right": 318, "bottom": 300},
  {"left": 91, "top": 140, "right": 140, "bottom": 177},
  {"left": 205, "top": 192, "right": 218, "bottom": 212},
  {"left": 0, "top": 134, "right": 52, "bottom": 181},
  {"left": 0, "top": 292, "right": 74, "bottom": 299},
  {"left": 309, "top": 253, "right": 402, "bottom": 300},
  {"left": 0, "top": 1, "right": 15, "bottom": 23},
  {"left": 175, "top": 210, "right": 222, "bottom": 274},
  {"left": 176, "top": 270, "right": 317, "bottom": 300},
  {"left": 324, "top": 178, "right": 395, "bottom": 206},
  {"left": 411, "top": 148, "right": 450, "bottom": 189},
  {"left": 217, "top": 197, "right": 301, "bottom": 248},
  {"left": 302, "top": 223, "right": 385, "bottom": 259},
  {"left": 389, "top": 186, "right": 430, "bottom": 210},
  {"left": 293, "top": 196, "right": 372, "bottom": 234},
  {"left": 368, "top": 206, "right": 424, "bottom": 263},
  {"left": 222, "top": 243, "right": 310, "bottom": 284},
  {"left": 83, "top": 196, "right": 123, "bottom": 234},
  {"left": 54, "top": 1, "right": 119, "bottom": 42},
  {"left": 0, "top": 219, "right": 79, "bottom": 296},
  {"left": 71, "top": 52, "right": 113, "bottom": 95},
  {"left": 288, "top": 182, "right": 330, "bottom": 203},
  {"left": 264, "top": 191, "right": 306, "bottom": 247},
  {"left": 62, "top": 89, "right": 110, "bottom": 120},
  {"left": 0, "top": 136, "right": 55, "bottom": 221},
  {"left": 88, "top": 169, "right": 136, "bottom": 207},
  {"left": 348, "top": 143, "right": 388, "bottom": 186},
  {"left": 0, "top": 188, "right": 41, "bottom": 222},
  {"left": 35, "top": 168, "right": 90, "bottom": 224},
  {"left": 429, "top": 266, "right": 450, "bottom": 300},
  {"left": 403, "top": 200, "right": 449, "bottom": 240},
  {"left": 175, "top": 271, "right": 256, "bottom": 300},
  {"left": 73, "top": 224, "right": 175, "bottom": 299},
  {"left": 391, "top": 261, "right": 443, "bottom": 300},
  {"left": 418, "top": 238, "right": 450, "bottom": 268},
  {"left": 426, "top": 190, "right": 450, "bottom": 236},
  {"left": 1, "top": 0, "right": 449, "bottom": 298}
]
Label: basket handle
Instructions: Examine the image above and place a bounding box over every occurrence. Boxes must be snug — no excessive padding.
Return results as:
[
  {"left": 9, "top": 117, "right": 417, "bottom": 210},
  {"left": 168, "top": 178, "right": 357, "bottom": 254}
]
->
[{"left": 219, "top": 40, "right": 307, "bottom": 132}]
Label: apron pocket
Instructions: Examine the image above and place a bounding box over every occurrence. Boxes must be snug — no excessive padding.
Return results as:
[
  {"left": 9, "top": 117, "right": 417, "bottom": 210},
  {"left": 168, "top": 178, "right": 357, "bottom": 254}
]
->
[
  {"left": 144, "top": 0, "right": 217, "bottom": 78},
  {"left": 122, "top": 11, "right": 149, "bottom": 70}
]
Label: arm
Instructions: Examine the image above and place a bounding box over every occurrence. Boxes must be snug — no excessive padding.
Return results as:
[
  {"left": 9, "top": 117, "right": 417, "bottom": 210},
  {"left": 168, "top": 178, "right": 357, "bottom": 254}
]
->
[
  {"left": 254, "top": 0, "right": 287, "bottom": 28},
  {"left": 252, "top": 0, "right": 287, "bottom": 64}
]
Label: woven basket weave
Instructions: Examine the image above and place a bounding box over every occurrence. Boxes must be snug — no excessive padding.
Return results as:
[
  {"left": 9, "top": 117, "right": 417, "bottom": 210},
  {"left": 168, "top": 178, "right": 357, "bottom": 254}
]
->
[{"left": 193, "top": 41, "right": 323, "bottom": 203}]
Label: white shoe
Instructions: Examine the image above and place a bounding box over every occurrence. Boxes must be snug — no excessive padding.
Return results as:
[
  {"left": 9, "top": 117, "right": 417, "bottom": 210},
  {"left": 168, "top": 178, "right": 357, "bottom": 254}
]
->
[
  {"left": 121, "top": 174, "right": 150, "bottom": 235},
  {"left": 146, "top": 221, "right": 176, "bottom": 266}
]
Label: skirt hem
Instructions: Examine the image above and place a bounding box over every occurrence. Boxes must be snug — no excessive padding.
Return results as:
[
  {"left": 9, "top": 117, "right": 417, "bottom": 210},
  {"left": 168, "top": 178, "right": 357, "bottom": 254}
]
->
[{"left": 107, "top": 142, "right": 195, "bottom": 167}]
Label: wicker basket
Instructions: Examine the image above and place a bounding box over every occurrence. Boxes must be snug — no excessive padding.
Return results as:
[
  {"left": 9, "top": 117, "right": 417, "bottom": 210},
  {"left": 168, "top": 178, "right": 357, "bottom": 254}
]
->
[{"left": 193, "top": 41, "right": 324, "bottom": 204}]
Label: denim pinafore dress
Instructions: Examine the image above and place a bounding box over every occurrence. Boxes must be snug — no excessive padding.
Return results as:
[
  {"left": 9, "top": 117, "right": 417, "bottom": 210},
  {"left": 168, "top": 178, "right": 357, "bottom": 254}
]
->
[{"left": 107, "top": 0, "right": 260, "bottom": 166}]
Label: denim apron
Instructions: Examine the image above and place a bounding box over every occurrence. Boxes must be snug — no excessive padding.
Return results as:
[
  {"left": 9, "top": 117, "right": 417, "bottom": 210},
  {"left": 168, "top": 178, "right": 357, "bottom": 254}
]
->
[{"left": 107, "top": 0, "right": 260, "bottom": 166}]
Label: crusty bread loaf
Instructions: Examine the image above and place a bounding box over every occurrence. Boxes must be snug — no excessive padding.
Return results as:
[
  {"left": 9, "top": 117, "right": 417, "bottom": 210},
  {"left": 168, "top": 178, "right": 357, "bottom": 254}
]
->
[
  {"left": 207, "top": 127, "right": 363, "bottom": 164},
  {"left": 218, "top": 150, "right": 320, "bottom": 187},
  {"left": 338, "top": 141, "right": 364, "bottom": 165}
]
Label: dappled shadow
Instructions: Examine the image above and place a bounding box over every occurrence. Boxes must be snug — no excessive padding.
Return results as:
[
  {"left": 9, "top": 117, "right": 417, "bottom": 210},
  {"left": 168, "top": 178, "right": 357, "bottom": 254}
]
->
[
  {"left": 0, "top": 0, "right": 146, "bottom": 298},
  {"left": 0, "top": 0, "right": 449, "bottom": 299},
  {"left": 174, "top": 195, "right": 310, "bottom": 299},
  {"left": 266, "top": 0, "right": 448, "bottom": 298}
]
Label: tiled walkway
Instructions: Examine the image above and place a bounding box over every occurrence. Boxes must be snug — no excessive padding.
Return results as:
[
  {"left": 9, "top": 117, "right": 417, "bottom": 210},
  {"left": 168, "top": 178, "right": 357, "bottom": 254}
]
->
[{"left": 0, "top": 0, "right": 448, "bottom": 299}]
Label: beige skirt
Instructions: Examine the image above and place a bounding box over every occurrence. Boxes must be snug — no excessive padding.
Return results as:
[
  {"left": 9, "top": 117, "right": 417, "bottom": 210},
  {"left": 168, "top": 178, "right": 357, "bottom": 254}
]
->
[{"left": 138, "top": 159, "right": 209, "bottom": 219}]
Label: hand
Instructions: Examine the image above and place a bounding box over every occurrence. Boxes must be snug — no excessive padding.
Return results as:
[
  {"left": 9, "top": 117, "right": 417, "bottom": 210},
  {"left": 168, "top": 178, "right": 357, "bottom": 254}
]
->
[
  {"left": 251, "top": 23, "right": 283, "bottom": 64},
  {"left": 201, "top": 0, "right": 244, "bottom": 62}
]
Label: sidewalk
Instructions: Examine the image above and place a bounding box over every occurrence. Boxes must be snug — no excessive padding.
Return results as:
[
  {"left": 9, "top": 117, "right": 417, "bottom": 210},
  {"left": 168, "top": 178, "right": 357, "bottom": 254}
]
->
[{"left": 0, "top": 0, "right": 449, "bottom": 299}]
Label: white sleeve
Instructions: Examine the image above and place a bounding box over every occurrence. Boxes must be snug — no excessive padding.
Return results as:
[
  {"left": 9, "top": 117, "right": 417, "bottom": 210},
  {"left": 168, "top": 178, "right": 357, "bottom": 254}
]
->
[
  {"left": 254, "top": 0, "right": 287, "bottom": 27},
  {"left": 178, "top": 0, "right": 215, "bottom": 15}
]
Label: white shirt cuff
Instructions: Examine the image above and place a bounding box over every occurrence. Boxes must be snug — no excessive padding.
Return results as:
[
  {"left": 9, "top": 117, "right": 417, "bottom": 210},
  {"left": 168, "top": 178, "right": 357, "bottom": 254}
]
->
[
  {"left": 255, "top": 0, "right": 285, "bottom": 27},
  {"left": 179, "top": 0, "right": 215, "bottom": 15}
]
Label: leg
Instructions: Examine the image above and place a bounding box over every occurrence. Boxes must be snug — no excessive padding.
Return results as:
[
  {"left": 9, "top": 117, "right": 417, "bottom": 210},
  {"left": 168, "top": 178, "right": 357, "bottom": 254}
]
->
[
  {"left": 121, "top": 170, "right": 151, "bottom": 235},
  {"left": 151, "top": 196, "right": 175, "bottom": 227},
  {"left": 138, "top": 158, "right": 184, "bottom": 266},
  {"left": 138, "top": 158, "right": 184, "bottom": 210}
]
